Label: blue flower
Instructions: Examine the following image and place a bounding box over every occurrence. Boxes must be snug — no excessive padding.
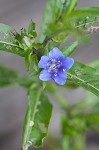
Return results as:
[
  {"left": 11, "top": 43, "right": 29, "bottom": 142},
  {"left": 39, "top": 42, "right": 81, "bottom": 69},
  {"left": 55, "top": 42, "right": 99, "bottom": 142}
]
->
[{"left": 38, "top": 47, "right": 74, "bottom": 85}]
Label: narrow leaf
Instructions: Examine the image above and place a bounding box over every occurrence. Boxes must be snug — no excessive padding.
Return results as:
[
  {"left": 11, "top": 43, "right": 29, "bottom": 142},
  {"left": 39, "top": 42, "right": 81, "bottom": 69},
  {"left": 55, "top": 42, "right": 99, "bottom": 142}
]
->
[
  {"left": 61, "top": 41, "right": 78, "bottom": 56},
  {"left": 71, "top": 7, "right": 99, "bottom": 17},
  {"left": 31, "top": 55, "right": 38, "bottom": 71},
  {"left": 0, "top": 23, "right": 13, "bottom": 33},
  {"left": 0, "top": 24, "right": 24, "bottom": 56},
  {"left": 0, "top": 41, "right": 25, "bottom": 56},
  {"left": 63, "top": 0, "right": 77, "bottom": 16},
  {"left": 67, "top": 61, "right": 99, "bottom": 97},
  {"left": 22, "top": 88, "right": 52, "bottom": 149},
  {"left": 24, "top": 52, "right": 32, "bottom": 71},
  {"left": 39, "top": 0, "right": 73, "bottom": 42},
  {"left": 28, "top": 20, "right": 37, "bottom": 38}
]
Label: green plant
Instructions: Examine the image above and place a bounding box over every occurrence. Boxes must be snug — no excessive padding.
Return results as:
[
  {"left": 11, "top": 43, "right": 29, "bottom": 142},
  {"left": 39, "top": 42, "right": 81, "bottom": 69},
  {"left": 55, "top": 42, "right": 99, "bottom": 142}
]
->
[{"left": 0, "top": 0, "right": 99, "bottom": 150}]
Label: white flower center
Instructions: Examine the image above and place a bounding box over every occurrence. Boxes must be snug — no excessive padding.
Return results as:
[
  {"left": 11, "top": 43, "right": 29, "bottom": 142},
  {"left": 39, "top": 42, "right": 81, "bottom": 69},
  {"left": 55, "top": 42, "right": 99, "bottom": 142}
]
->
[{"left": 47, "top": 59, "right": 62, "bottom": 76}]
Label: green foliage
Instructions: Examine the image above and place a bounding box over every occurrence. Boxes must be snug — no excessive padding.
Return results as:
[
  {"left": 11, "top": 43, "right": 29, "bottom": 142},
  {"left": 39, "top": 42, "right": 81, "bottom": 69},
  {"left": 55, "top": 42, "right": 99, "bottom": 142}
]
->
[
  {"left": 0, "top": 1, "right": 99, "bottom": 150},
  {"left": 61, "top": 114, "right": 85, "bottom": 136},
  {"left": 28, "top": 20, "right": 37, "bottom": 38},
  {"left": 0, "top": 23, "right": 13, "bottom": 33},
  {"left": 0, "top": 21, "right": 37, "bottom": 59},
  {"left": 44, "top": 40, "right": 60, "bottom": 55},
  {"left": 71, "top": 7, "right": 99, "bottom": 17},
  {"left": 39, "top": 4, "right": 99, "bottom": 42},
  {"left": 0, "top": 64, "right": 34, "bottom": 88},
  {"left": 67, "top": 62, "right": 99, "bottom": 96},
  {"left": 31, "top": 55, "right": 39, "bottom": 71},
  {"left": 89, "top": 60, "right": 99, "bottom": 71},
  {"left": 0, "top": 24, "right": 25, "bottom": 56},
  {"left": 72, "top": 16, "right": 99, "bottom": 35},
  {"left": 61, "top": 41, "right": 78, "bottom": 56},
  {"left": 39, "top": 0, "right": 65, "bottom": 42},
  {"left": 61, "top": 92, "right": 99, "bottom": 149},
  {"left": 52, "top": 32, "right": 68, "bottom": 43},
  {"left": 62, "top": 135, "right": 70, "bottom": 150},
  {"left": 74, "top": 16, "right": 98, "bottom": 28},
  {"left": 24, "top": 51, "right": 32, "bottom": 71},
  {"left": 39, "top": 0, "right": 77, "bottom": 42},
  {"left": 64, "top": 0, "right": 77, "bottom": 16},
  {"left": 0, "top": 41, "right": 25, "bottom": 56},
  {"left": 22, "top": 87, "right": 52, "bottom": 150},
  {"left": 66, "top": 91, "right": 99, "bottom": 131},
  {"left": 0, "top": 65, "right": 19, "bottom": 87}
]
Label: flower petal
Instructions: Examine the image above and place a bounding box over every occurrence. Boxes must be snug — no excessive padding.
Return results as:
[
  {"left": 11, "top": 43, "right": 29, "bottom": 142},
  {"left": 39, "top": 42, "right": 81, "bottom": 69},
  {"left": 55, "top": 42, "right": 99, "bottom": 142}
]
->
[
  {"left": 39, "top": 69, "right": 51, "bottom": 81},
  {"left": 38, "top": 56, "right": 49, "bottom": 68},
  {"left": 62, "top": 57, "right": 74, "bottom": 71},
  {"left": 53, "top": 71, "right": 67, "bottom": 85},
  {"left": 49, "top": 47, "right": 63, "bottom": 59}
]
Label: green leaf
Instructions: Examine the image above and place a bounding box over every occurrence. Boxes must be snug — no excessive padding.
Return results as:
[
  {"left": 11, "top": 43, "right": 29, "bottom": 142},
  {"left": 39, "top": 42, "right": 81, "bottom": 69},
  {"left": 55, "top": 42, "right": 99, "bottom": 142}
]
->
[
  {"left": 28, "top": 20, "right": 35, "bottom": 33},
  {"left": 67, "top": 61, "right": 99, "bottom": 97},
  {"left": 0, "top": 24, "right": 25, "bottom": 56},
  {"left": 31, "top": 55, "right": 38, "bottom": 72},
  {"left": 24, "top": 51, "right": 32, "bottom": 71},
  {"left": 71, "top": 7, "right": 99, "bottom": 18},
  {"left": 63, "top": 0, "right": 77, "bottom": 17},
  {"left": 0, "top": 65, "right": 19, "bottom": 87},
  {"left": 0, "top": 23, "right": 13, "bottom": 33},
  {"left": 74, "top": 16, "right": 98, "bottom": 28},
  {"left": 0, "top": 23, "right": 16, "bottom": 44},
  {"left": 49, "top": 7, "right": 99, "bottom": 40},
  {"left": 61, "top": 114, "right": 85, "bottom": 136},
  {"left": 22, "top": 87, "right": 52, "bottom": 149},
  {"left": 89, "top": 60, "right": 99, "bottom": 72},
  {"left": 0, "top": 40, "right": 25, "bottom": 56},
  {"left": 44, "top": 40, "right": 60, "bottom": 55},
  {"left": 67, "top": 91, "right": 99, "bottom": 132},
  {"left": 28, "top": 20, "right": 37, "bottom": 38},
  {"left": 39, "top": 0, "right": 76, "bottom": 42},
  {"left": 52, "top": 32, "right": 68, "bottom": 43},
  {"left": 61, "top": 41, "right": 78, "bottom": 56},
  {"left": 52, "top": 7, "right": 99, "bottom": 41},
  {"left": 85, "top": 112, "right": 99, "bottom": 131},
  {"left": 63, "top": 80, "right": 79, "bottom": 89},
  {"left": 39, "top": 0, "right": 64, "bottom": 42},
  {"left": 71, "top": 14, "right": 99, "bottom": 34},
  {"left": 61, "top": 113, "right": 85, "bottom": 150}
]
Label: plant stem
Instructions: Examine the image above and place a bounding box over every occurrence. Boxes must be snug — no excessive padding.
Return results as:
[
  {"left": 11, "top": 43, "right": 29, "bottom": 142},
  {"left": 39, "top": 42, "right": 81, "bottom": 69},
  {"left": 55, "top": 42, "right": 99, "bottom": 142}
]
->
[
  {"left": 72, "top": 134, "right": 85, "bottom": 150},
  {"left": 62, "top": 135, "right": 70, "bottom": 150},
  {"left": 62, "top": 134, "right": 85, "bottom": 150}
]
